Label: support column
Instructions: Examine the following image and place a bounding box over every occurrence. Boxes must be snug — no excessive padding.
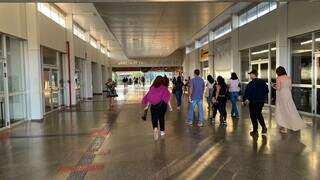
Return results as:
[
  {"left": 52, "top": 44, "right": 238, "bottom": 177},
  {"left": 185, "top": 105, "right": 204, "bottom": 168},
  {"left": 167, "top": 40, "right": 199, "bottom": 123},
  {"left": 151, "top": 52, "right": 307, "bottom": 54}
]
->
[
  {"left": 82, "top": 60, "right": 93, "bottom": 99},
  {"left": 208, "top": 41, "right": 214, "bottom": 77},
  {"left": 231, "top": 14, "right": 240, "bottom": 76},
  {"left": 276, "top": 2, "right": 289, "bottom": 70},
  {"left": 25, "top": 3, "right": 43, "bottom": 120},
  {"left": 65, "top": 14, "right": 77, "bottom": 106},
  {"left": 92, "top": 62, "right": 102, "bottom": 95}
]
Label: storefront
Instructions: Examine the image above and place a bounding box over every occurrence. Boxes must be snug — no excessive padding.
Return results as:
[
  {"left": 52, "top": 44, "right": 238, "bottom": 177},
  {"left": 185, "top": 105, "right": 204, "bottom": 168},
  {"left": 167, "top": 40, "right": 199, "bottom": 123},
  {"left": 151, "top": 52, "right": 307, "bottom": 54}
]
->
[
  {"left": 290, "top": 31, "right": 320, "bottom": 115},
  {"left": 240, "top": 42, "right": 276, "bottom": 105},
  {"left": 0, "top": 34, "right": 27, "bottom": 128},
  {"left": 75, "top": 57, "right": 82, "bottom": 103},
  {"left": 200, "top": 47, "right": 209, "bottom": 79},
  {"left": 41, "top": 46, "right": 63, "bottom": 114}
]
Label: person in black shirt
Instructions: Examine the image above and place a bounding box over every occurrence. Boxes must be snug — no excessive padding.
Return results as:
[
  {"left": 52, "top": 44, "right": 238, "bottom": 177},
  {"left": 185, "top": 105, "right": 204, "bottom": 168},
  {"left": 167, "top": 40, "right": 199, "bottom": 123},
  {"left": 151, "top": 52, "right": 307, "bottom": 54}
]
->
[
  {"left": 243, "top": 69, "right": 269, "bottom": 136},
  {"left": 214, "top": 76, "right": 228, "bottom": 125}
]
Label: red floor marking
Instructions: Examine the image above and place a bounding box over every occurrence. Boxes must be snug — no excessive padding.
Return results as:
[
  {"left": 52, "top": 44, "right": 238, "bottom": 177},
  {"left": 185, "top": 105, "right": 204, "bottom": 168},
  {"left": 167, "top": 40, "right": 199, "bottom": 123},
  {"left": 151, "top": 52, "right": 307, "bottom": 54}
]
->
[
  {"left": 58, "top": 164, "right": 105, "bottom": 173},
  {"left": 0, "top": 132, "right": 11, "bottom": 140}
]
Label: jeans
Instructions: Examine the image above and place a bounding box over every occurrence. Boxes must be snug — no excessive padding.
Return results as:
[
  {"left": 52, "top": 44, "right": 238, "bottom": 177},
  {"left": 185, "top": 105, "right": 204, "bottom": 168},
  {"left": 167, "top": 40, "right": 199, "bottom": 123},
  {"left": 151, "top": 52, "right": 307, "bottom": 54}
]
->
[
  {"left": 249, "top": 102, "right": 266, "bottom": 132},
  {"left": 230, "top": 92, "right": 239, "bottom": 117},
  {"left": 175, "top": 91, "right": 182, "bottom": 107},
  {"left": 188, "top": 99, "right": 204, "bottom": 124},
  {"left": 150, "top": 102, "right": 167, "bottom": 131},
  {"left": 217, "top": 100, "right": 227, "bottom": 121}
]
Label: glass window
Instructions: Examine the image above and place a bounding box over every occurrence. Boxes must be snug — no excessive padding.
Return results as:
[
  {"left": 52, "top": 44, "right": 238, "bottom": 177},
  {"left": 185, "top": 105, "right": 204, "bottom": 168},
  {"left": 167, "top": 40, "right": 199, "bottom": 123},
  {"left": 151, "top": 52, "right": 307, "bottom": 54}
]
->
[
  {"left": 213, "top": 22, "right": 231, "bottom": 40},
  {"left": 247, "top": 7, "right": 257, "bottom": 23},
  {"left": 240, "top": 49, "right": 249, "bottom": 82},
  {"left": 291, "top": 34, "right": 312, "bottom": 84},
  {"left": 292, "top": 87, "right": 312, "bottom": 112},
  {"left": 90, "top": 37, "right": 98, "bottom": 48},
  {"left": 42, "top": 47, "right": 57, "bottom": 66},
  {"left": 6, "top": 37, "right": 25, "bottom": 93},
  {"left": 37, "top": 3, "right": 66, "bottom": 28},
  {"left": 270, "top": 2, "right": 277, "bottom": 11},
  {"left": 9, "top": 94, "right": 26, "bottom": 123},
  {"left": 258, "top": 2, "right": 270, "bottom": 17},
  {"left": 239, "top": 13, "right": 247, "bottom": 26},
  {"left": 315, "top": 32, "right": 320, "bottom": 85},
  {"left": 251, "top": 44, "right": 269, "bottom": 62}
]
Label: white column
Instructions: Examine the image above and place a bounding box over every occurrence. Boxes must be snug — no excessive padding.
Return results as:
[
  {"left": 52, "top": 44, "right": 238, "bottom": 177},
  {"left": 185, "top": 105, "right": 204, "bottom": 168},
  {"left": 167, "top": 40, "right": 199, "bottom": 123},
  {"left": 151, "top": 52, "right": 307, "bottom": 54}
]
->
[
  {"left": 92, "top": 62, "right": 102, "bottom": 94},
  {"left": 208, "top": 41, "right": 214, "bottom": 76},
  {"left": 25, "top": 3, "right": 43, "bottom": 120},
  {"left": 231, "top": 14, "right": 240, "bottom": 76},
  {"left": 276, "top": 2, "right": 289, "bottom": 70},
  {"left": 82, "top": 60, "right": 93, "bottom": 99},
  {"left": 65, "top": 14, "right": 77, "bottom": 106}
]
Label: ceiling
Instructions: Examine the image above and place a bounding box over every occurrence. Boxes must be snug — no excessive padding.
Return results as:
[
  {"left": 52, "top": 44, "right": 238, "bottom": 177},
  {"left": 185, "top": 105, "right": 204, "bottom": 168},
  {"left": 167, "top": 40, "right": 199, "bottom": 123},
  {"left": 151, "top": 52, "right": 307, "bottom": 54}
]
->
[{"left": 94, "top": 2, "right": 233, "bottom": 58}]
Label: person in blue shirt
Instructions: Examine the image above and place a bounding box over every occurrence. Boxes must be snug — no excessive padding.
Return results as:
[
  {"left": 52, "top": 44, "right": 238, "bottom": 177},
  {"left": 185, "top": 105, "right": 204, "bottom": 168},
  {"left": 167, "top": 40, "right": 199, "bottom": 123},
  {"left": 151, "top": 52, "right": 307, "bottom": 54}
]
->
[
  {"left": 242, "top": 69, "right": 269, "bottom": 137},
  {"left": 188, "top": 69, "right": 205, "bottom": 127}
]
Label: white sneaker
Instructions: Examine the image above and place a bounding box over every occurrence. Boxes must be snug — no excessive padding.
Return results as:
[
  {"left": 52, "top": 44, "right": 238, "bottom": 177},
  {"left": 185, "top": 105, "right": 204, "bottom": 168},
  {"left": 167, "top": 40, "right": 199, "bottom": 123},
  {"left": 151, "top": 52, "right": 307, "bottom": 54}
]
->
[
  {"left": 154, "top": 128, "right": 159, "bottom": 140},
  {"left": 160, "top": 131, "right": 165, "bottom": 136},
  {"left": 177, "top": 106, "right": 181, "bottom": 111}
]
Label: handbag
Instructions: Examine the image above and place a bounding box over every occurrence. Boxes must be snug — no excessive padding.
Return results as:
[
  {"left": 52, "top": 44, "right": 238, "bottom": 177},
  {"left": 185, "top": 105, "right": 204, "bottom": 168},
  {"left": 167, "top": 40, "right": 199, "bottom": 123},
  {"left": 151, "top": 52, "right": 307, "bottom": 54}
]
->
[{"left": 141, "top": 108, "right": 148, "bottom": 121}]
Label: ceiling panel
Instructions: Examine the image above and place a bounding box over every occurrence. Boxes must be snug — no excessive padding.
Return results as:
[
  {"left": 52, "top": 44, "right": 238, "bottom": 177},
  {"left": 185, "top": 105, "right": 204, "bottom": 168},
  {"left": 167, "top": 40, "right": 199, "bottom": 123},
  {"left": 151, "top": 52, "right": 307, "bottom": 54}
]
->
[{"left": 94, "top": 2, "right": 233, "bottom": 58}]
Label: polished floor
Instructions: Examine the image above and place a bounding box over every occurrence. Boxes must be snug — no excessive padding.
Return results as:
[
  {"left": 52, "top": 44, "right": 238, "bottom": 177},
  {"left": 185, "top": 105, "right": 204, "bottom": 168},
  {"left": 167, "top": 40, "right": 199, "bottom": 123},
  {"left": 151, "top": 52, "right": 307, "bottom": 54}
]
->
[{"left": 0, "top": 87, "right": 319, "bottom": 180}]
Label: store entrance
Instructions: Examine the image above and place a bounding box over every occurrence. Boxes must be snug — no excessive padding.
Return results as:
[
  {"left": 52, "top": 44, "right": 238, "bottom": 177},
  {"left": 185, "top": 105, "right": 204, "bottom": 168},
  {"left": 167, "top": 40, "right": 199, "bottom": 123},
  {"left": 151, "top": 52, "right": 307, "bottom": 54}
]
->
[
  {"left": 43, "top": 68, "right": 60, "bottom": 113},
  {"left": 251, "top": 60, "right": 269, "bottom": 104}
]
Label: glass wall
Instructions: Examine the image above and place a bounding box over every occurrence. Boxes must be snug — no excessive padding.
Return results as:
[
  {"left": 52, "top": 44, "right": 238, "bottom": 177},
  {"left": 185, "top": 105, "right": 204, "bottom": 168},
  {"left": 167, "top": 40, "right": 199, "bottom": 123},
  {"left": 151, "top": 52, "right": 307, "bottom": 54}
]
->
[
  {"left": 42, "top": 46, "right": 61, "bottom": 113},
  {"left": 0, "top": 34, "right": 26, "bottom": 128},
  {"left": 6, "top": 37, "right": 26, "bottom": 123},
  {"left": 315, "top": 32, "right": 320, "bottom": 115},
  {"left": 240, "top": 49, "right": 249, "bottom": 82},
  {"left": 240, "top": 42, "right": 276, "bottom": 105},
  {"left": 290, "top": 31, "right": 320, "bottom": 115}
]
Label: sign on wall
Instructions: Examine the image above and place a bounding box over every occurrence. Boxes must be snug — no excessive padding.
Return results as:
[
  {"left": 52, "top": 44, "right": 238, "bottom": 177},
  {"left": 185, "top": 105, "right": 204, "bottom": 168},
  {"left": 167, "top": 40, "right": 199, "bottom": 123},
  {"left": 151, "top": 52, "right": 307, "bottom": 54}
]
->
[{"left": 200, "top": 48, "right": 209, "bottom": 62}]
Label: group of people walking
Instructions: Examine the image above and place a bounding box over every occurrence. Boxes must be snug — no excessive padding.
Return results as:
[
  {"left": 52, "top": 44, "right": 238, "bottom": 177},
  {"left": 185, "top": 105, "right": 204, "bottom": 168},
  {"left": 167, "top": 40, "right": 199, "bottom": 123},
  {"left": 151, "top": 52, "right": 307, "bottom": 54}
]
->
[{"left": 142, "top": 66, "right": 306, "bottom": 140}]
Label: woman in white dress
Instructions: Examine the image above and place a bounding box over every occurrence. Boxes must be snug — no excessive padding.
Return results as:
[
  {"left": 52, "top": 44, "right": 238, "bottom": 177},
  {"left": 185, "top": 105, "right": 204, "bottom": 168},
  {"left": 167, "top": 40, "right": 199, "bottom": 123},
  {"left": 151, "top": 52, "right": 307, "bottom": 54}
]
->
[{"left": 272, "top": 66, "right": 306, "bottom": 133}]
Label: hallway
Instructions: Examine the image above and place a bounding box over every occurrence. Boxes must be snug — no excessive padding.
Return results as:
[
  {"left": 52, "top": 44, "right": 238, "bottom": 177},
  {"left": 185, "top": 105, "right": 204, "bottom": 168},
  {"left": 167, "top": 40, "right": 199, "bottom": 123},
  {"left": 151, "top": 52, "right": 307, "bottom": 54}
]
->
[{"left": 0, "top": 87, "right": 319, "bottom": 180}]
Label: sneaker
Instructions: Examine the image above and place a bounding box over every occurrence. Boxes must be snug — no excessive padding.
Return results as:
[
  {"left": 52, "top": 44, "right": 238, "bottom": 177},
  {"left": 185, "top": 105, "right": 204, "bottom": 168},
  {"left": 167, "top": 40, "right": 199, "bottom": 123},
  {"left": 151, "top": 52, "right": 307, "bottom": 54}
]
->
[
  {"left": 198, "top": 122, "right": 204, "bottom": 127},
  {"left": 261, "top": 128, "right": 267, "bottom": 136},
  {"left": 160, "top": 131, "right": 165, "bottom": 136},
  {"left": 153, "top": 128, "right": 159, "bottom": 140},
  {"left": 187, "top": 121, "right": 193, "bottom": 126},
  {"left": 250, "top": 131, "right": 258, "bottom": 137},
  {"left": 222, "top": 121, "right": 227, "bottom": 126},
  {"left": 177, "top": 106, "right": 181, "bottom": 111}
]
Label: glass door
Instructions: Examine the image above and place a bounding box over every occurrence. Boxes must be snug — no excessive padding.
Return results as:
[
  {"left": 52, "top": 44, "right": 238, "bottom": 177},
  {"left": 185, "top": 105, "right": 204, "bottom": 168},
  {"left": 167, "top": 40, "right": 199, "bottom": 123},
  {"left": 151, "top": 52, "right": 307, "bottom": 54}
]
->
[
  {"left": 251, "top": 60, "right": 269, "bottom": 103},
  {"left": 43, "top": 68, "right": 60, "bottom": 113},
  {"left": 0, "top": 61, "right": 5, "bottom": 128},
  {"left": 43, "top": 68, "right": 52, "bottom": 112}
]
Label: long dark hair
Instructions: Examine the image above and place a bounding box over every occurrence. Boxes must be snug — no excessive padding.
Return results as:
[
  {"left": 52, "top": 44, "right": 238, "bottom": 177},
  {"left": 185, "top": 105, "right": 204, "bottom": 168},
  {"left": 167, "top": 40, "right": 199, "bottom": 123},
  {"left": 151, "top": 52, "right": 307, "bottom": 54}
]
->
[
  {"left": 207, "top": 75, "right": 214, "bottom": 84},
  {"left": 217, "top": 76, "right": 226, "bottom": 86},
  {"left": 276, "top": 66, "right": 287, "bottom": 76},
  {"left": 230, "top": 72, "right": 238, "bottom": 80},
  {"left": 162, "top": 76, "right": 169, "bottom": 87},
  {"left": 152, "top": 76, "right": 163, "bottom": 88},
  {"left": 177, "top": 76, "right": 182, "bottom": 84}
]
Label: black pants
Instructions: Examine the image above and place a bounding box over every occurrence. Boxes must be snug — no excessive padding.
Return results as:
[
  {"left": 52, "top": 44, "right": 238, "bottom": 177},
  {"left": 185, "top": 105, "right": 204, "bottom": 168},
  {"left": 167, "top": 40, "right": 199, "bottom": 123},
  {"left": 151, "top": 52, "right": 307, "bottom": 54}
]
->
[
  {"left": 217, "top": 100, "right": 227, "bottom": 120},
  {"left": 150, "top": 102, "right": 167, "bottom": 131},
  {"left": 211, "top": 103, "right": 218, "bottom": 119},
  {"left": 249, "top": 102, "right": 266, "bottom": 132}
]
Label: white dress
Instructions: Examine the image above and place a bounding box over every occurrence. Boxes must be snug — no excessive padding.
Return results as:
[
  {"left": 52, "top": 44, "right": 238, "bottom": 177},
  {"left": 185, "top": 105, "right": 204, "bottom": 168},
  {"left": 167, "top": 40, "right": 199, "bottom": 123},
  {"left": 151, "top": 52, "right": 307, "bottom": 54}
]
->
[{"left": 275, "top": 76, "right": 306, "bottom": 131}]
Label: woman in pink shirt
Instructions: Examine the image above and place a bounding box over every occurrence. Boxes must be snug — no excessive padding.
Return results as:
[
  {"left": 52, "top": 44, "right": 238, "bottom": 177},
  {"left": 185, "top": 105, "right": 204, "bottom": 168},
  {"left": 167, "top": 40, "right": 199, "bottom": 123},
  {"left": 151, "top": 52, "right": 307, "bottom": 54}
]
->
[{"left": 142, "top": 76, "right": 171, "bottom": 140}]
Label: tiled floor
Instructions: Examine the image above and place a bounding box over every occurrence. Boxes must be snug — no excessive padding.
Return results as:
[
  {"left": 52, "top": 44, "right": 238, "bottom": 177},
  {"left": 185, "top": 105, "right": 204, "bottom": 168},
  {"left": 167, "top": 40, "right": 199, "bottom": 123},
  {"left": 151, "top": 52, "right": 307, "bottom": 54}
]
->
[{"left": 0, "top": 87, "right": 319, "bottom": 180}]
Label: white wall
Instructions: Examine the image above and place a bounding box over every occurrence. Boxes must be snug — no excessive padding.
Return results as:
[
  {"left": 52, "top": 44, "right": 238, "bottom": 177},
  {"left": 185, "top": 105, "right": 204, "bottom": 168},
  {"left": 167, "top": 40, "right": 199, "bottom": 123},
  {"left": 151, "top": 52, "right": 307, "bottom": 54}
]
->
[
  {"left": 287, "top": 2, "right": 320, "bottom": 37},
  {"left": 213, "top": 37, "right": 232, "bottom": 79},
  {"left": 0, "top": 3, "right": 27, "bottom": 40},
  {"left": 238, "top": 9, "right": 277, "bottom": 50},
  {"left": 39, "top": 13, "right": 66, "bottom": 53},
  {"left": 74, "top": 36, "right": 86, "bottom": 59}
]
